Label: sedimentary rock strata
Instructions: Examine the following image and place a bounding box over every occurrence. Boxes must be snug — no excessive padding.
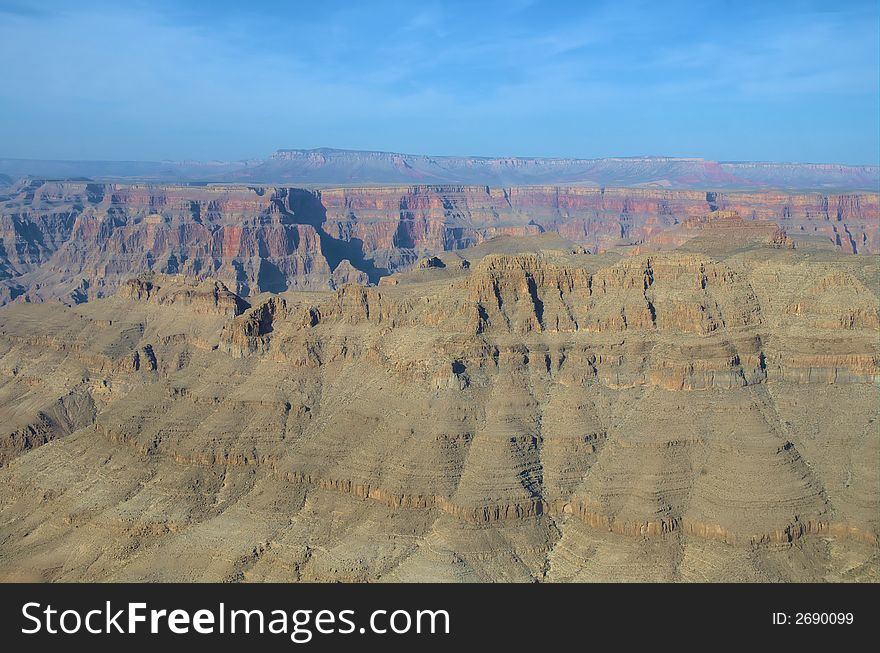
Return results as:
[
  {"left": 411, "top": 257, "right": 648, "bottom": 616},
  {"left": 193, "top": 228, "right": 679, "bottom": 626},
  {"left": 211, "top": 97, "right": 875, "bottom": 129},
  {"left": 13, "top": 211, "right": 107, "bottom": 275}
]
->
[
  {"left": 1, "top": 181, "right": 876, "bottom": 307},
  {"left": 0, "top": 227, "right": 876, "bottom": 582}
]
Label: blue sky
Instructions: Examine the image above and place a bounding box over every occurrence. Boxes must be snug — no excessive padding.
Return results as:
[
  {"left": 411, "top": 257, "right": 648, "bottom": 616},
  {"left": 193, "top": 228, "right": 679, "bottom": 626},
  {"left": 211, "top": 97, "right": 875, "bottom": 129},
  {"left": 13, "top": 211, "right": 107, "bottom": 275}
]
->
[{"left": 0, "top": 0, "right": 877, "bottom": 163}]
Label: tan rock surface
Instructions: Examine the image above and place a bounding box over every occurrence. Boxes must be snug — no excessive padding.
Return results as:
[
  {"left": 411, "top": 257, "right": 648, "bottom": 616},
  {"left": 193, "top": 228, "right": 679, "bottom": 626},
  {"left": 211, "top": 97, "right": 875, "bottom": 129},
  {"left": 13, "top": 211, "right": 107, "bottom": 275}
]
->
[{"left": 0, "top": 229, "right": 877, "bottom": 582}]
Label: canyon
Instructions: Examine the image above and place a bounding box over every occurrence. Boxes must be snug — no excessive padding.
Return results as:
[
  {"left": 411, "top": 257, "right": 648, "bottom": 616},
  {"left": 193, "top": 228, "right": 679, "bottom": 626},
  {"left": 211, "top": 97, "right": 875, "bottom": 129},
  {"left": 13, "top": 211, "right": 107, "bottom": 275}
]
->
[
  {"left": 1, "top": 179, "right": 877, "bottom": 307},
  {"left": 0, "top": 217, "right": 877, "bottom": 581},
  {"left": 0, "top": 159, "right": 877, "bottom": 582}
]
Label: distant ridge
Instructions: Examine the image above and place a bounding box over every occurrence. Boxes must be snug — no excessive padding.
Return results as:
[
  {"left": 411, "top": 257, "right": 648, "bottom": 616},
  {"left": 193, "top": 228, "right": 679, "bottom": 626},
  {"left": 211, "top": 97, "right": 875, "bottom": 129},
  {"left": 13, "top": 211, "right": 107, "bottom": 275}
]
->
[{"left": 0, "top": 148, "right": 877, "bottom": 190}]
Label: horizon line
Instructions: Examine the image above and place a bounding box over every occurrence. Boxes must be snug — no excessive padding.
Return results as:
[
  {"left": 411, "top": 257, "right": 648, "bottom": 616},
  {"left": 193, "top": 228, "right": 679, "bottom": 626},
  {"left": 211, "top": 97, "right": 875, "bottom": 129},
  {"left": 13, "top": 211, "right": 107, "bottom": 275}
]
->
[{"left": 1, "top": 148, "right": 879, "bottom": 169}]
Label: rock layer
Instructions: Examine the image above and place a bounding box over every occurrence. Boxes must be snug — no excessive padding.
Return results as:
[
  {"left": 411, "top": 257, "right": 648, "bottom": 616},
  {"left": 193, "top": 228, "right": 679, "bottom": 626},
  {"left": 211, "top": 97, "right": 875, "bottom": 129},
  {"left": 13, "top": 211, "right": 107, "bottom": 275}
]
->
[
  {"left": 0, "top": 232, "right": 876, "bottom": 582},
  {"left": 1, "top": 181, "right": 877, "bottom": 306}
]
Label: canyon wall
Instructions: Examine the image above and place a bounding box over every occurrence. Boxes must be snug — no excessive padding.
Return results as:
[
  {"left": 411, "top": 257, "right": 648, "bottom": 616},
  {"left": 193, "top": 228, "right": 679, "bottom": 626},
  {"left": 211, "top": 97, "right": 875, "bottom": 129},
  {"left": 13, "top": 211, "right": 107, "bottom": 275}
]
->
[{"left": 1, "top": 180, "right": 877, "bottom": 305}]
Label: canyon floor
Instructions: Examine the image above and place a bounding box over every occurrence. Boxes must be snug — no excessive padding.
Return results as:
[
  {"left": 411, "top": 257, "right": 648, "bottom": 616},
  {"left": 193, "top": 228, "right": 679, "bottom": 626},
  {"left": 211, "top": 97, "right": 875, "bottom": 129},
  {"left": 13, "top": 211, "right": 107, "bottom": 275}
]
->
[{"left": 0, "top": 210, "right": 877, "bottom": 582}]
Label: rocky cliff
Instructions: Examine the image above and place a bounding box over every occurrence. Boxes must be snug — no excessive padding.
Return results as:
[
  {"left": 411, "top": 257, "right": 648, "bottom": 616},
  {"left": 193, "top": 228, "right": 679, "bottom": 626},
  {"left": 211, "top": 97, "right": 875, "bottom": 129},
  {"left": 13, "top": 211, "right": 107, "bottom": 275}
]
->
[
  {"left": 0, "top": 231, "right": 876, "bottom": 582},
  {"left": 1, "top": 180, "right": 877, "bottom": 306}
]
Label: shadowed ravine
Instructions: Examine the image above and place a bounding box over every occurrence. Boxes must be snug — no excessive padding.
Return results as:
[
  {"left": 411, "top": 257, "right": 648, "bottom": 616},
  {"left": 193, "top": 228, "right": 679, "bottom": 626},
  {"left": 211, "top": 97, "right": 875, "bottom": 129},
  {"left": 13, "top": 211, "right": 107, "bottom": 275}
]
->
[{"left": 279, "top": 188, "right": 389, "bottom": 284}]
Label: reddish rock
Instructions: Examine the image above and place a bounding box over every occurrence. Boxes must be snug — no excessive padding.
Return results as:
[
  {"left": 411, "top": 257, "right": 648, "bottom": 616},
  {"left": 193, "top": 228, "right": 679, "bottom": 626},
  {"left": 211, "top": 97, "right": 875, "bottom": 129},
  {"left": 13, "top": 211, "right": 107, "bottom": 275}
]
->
[{"left": 1, "top": 181, "right": 876, "bottom": 305}]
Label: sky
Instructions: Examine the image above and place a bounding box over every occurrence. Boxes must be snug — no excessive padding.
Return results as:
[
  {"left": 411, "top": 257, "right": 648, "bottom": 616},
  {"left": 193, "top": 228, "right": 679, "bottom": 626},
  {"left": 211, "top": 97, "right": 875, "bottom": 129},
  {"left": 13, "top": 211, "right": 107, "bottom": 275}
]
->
[{"left": 0, "top": 0, "right": 877, "bottom": 164}]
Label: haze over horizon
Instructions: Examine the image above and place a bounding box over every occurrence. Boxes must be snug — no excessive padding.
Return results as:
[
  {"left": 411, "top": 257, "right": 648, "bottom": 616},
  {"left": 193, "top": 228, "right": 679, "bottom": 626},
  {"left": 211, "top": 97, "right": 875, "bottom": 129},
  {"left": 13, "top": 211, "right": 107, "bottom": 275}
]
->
[
  {"left": 0, "top": 0, "right": 878, "bottom": 165},
  {"left": 3, "top": 145, "right": 880, "bottom": 167}
]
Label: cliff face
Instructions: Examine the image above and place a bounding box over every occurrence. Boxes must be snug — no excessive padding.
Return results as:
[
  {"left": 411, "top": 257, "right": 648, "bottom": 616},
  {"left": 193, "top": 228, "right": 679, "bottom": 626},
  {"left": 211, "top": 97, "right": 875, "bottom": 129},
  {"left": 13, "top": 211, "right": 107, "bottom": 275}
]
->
[
  {"left": 0, "top": 234, "right": 876, "bottom": 582},
  {"left": 0, "top": 180, "right": 877, "bottom": 306}
]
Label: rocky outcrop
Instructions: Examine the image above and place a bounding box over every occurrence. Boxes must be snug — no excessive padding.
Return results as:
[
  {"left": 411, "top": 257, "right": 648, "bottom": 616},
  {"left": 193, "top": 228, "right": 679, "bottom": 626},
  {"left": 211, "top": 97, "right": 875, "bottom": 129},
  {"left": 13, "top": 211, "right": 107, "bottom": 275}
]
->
[
  {"left": 120, "top": 274, "right": 249, "bottom": 317},
  {"left": 220, "top": 296, "right": 285, "bottom": 357},
  {"left": 0, "top": 389, "right": 96, "bottom": 466}
]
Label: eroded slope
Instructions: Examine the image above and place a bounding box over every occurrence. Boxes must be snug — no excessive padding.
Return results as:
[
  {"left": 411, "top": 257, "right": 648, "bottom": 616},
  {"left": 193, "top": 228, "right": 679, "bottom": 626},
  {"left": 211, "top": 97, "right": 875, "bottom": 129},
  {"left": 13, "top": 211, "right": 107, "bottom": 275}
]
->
[{"left": 0, "top": 233, "right": 877, "bottom": 582}]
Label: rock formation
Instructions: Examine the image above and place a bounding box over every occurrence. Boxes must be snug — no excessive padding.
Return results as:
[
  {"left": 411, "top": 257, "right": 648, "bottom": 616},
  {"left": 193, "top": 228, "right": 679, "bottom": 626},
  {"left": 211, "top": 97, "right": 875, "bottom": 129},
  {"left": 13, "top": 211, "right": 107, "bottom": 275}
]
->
[
  {"left": 1, "top": 180, "right": 876, "bottom": 307},
  {"left": 0, "top": 227, "right": 876, "bottom": 582}
]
